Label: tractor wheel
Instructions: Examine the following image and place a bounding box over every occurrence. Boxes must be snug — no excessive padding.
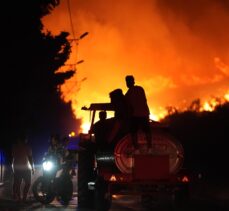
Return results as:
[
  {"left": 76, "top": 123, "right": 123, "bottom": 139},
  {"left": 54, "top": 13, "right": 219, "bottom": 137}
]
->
[
  {"left": 77, "top": 141, "right": 95, "bottom": 209},
  {"left": 94, "top": 176, "right": 112, "bottom": 211}
]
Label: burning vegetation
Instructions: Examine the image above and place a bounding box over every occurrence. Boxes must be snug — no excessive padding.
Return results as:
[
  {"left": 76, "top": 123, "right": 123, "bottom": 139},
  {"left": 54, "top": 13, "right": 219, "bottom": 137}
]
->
[{"left": 42, "top": 0, "right": 229, "bottom": 136}]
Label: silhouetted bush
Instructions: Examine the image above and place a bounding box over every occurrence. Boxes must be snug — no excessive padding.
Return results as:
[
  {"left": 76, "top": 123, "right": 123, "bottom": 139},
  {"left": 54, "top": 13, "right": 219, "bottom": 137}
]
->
[{"left": 162, "top": 102, "right": 229, "bottom": 180}]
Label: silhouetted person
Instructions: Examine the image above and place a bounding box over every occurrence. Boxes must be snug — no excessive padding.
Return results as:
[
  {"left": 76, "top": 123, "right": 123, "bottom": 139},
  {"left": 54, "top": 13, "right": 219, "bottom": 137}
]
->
[
  {"left": 90, "top": 111, "right": 109, "bottom": 150},
  {"left": 125, "top": 75, "right": 152, "bottom": 153},
  {"left": 108, "top": 88, "right": 131, "bottom": 143},
  {"left": 61, "top": 136, "right": 77, "bottom": 176},
  {"left": 11, "top": 133, "right": 35, "bottom": 202},
  {"left": 47, "top": 134, "right": 66, "bottom": 165}
]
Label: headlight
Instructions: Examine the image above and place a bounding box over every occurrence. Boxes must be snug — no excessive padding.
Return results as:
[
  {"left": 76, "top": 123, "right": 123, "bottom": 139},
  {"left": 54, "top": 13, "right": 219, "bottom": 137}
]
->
[{"left": 42, "top": 161, "right": 54, "bottom": 171}]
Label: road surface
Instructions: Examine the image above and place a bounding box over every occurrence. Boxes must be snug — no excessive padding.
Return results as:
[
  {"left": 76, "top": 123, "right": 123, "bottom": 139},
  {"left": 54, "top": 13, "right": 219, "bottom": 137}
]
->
[{"left": 1, "top": 166, "right": 229, "bottom": 210}]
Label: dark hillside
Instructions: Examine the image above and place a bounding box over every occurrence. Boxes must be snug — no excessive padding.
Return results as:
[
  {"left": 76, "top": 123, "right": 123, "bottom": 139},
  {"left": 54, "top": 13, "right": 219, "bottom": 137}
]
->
[{"left": 162, "top": 102, "right": 229, "bottom": 180}]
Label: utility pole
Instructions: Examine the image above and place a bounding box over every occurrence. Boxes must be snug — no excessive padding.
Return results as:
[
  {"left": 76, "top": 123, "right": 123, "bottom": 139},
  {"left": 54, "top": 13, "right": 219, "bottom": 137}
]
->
[{"left": 63, "top": 32, "right": 89, "bottom": 97}]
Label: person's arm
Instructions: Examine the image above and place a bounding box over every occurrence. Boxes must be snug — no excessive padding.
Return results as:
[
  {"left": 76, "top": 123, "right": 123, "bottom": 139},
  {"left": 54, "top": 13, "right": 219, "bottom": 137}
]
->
[
  {"left": 27, "top": 146, "right": 35, "bottom": 174},
  {"left": 28, "top": 155, "right": 35, "bottom": 174},
  {"left": 11, "top": 146, "right": 15, "bottom": 173},
  {"left": 11, "top": 157, "right": 14, "bottom": 173}
]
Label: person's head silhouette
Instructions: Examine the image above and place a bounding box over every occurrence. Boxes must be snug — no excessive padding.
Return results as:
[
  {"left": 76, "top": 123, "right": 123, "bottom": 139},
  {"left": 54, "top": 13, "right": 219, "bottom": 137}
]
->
[
  {"left": 109, "top": 88, "right": 124, "bottom": 104},
  {"left": 125, "top": 75, "right": 135, "bottom": 88},
  {"left": 99, "top": 111, "right": 107, "bottom": 121}
]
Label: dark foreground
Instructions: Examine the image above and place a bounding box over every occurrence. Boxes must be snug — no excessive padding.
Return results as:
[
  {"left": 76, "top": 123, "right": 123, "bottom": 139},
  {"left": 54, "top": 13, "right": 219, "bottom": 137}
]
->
[
  {"left": 0, "top": 194, "right": 229, "bottom": 211},
  {"left": 1, "top": 178, "right": 229, "bottom": 211}
]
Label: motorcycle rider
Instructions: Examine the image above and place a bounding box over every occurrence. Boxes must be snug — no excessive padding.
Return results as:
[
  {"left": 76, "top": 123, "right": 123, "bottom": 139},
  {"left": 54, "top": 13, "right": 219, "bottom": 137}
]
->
[
  {"left": 33, "top": 134, "right": 74, "bottom": 205},
  {"left": 47, "top": 134, "right": 66, "bottom": 167},
  {"left": 61, "top": 136, "right": 77, "bottom": 176},
  {"left": 47, "top": 134, "right": 76, "bottom": 174}
]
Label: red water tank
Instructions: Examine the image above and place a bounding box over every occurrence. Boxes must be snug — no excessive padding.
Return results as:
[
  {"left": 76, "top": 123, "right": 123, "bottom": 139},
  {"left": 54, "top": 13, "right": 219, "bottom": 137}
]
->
[{"left": 114, "top": 128, "right": 184, "bottom": 175}]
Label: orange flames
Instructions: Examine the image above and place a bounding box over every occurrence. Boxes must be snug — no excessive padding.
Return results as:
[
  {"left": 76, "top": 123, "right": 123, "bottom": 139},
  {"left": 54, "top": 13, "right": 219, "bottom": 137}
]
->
[{"left": 43, "top": 0, "right": 229, "bottom": 134}]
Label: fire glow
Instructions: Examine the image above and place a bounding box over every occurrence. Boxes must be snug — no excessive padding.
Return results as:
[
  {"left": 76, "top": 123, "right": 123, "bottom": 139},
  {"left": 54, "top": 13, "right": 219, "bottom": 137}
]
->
[{"left": 43, "top": 0, "right": 229, "bottom": 134}]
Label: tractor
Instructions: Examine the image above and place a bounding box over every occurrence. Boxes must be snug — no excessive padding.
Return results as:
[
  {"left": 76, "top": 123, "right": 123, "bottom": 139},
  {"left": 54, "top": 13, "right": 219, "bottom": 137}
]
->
[{"left": 77, "top": 103, "right": 190, "bottom": 210}]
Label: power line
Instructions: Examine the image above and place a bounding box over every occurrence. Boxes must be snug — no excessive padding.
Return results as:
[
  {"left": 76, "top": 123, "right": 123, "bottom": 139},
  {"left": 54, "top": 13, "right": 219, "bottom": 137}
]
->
[
  {"left": 65, "top": 1, "right": 89, "bottom": 97},
  {"left": 67, "top": 0, "right": 77, "bottom": 45}
]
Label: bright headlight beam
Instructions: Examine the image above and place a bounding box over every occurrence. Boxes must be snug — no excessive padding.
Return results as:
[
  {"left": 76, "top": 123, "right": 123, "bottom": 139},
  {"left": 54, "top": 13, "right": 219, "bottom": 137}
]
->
[{"left": 43, "top": 161, "right": 53, "bottom": 171}]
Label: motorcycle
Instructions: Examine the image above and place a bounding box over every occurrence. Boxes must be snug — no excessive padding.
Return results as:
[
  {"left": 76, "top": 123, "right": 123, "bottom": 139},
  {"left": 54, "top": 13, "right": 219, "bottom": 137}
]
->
[{"left": 32, "top": 153, "right": 73, "bottom": 205}]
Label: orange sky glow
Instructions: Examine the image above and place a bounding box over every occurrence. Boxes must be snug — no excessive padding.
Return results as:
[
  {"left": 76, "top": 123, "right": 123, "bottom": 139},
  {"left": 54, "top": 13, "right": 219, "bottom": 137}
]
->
[{"left": 43, "top": 0, "right": 229, "bottom": 133}]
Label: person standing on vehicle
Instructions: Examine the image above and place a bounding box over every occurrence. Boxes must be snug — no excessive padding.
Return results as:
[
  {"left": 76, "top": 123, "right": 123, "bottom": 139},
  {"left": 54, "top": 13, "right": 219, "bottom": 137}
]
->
[
  {"left": 125, "top": 75, "right": 152, "bottom": 153},
  {"left": 108, "top": 88, "right": 131, "bottom": 143},
  {"left": 11, "top": 133, "right": 35, "bottom": 202}
]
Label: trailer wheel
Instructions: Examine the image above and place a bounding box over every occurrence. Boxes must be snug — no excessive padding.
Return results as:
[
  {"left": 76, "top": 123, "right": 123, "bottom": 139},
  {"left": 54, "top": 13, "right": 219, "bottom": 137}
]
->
[
  {"left": 77, "top": 141, "right": 95, "bottom": 209},
  {"left": 95, "top": 176, "right": 112, "bottom": 211}
]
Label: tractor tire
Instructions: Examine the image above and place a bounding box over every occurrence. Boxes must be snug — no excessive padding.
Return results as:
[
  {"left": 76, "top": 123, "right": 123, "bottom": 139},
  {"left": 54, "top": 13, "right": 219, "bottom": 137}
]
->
[
  {"left": 77, "top": 141, "right": 96, "bottom": 209},
  {"left": 94, "top": 176, "right": 112, "bottom": 211}
]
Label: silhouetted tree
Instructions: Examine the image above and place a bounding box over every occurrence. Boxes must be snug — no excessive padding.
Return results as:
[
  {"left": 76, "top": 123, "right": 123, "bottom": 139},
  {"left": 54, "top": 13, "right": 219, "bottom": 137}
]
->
[{"left": 1, "top": 1, "right": 78, "bottom": 151}]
